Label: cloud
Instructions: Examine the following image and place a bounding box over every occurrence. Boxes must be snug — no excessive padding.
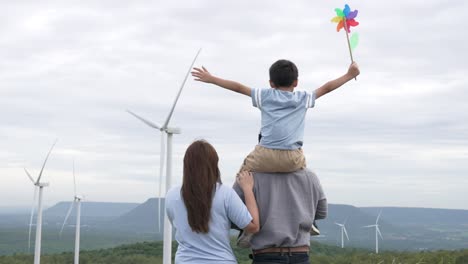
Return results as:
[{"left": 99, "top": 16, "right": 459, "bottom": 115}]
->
[{"left": 1, "top": 0, "right": 467, "bottom": 209}]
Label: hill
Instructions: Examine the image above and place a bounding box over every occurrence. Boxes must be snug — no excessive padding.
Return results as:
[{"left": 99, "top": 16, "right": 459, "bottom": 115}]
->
[
  {"left": 45, "top": 201, "right": 139, "bottom": 219},
  {"left": 361, "top": 206, "right": 468, "bottom": 226},
  {"left": 1, "top": 200, "right": 467, "bottom": 255},
  {"left": 113, "top": 198, "right": 165, "bottom": 234}
]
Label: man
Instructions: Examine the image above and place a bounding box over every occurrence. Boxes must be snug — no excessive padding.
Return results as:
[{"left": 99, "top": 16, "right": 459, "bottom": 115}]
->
[{"left": 233, "top": 169, "right": 327, "bottom": 264}]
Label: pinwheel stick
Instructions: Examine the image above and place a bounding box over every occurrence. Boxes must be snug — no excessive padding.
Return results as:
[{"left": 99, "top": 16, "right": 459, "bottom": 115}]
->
[
  {"left": 343, "top": 19, "right": 354, "bottom": 63},
  {"left": 343, "top": 19, "right": 357, "bottom": 81}
]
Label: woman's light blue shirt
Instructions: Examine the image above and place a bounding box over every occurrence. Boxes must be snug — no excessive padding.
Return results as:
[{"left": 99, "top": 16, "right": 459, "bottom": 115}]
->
[{"left": 165, "top": 183, "right": 252, "bottom": 264}]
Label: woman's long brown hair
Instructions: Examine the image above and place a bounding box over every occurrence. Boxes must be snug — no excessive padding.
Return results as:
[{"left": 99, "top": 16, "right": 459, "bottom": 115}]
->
[{"left": 181, "top": 140, "right": 221, "bottom": 233}]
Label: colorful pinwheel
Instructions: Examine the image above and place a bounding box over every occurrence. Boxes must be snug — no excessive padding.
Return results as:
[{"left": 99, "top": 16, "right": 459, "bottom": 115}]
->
[
  {"left": 331, "top": 4, "right": 359, "bottom": 33},
  {"left": 331, "top": 4, "right": 360, "bottom": 64}
]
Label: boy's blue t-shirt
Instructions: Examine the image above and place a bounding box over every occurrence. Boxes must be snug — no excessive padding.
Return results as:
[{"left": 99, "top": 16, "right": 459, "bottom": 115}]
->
[
  {"left": 165, "top": 183, "right": 252, "bottom": 264},
  {"left": 252, "top": 88, "right": 316, "bottom": 150}
]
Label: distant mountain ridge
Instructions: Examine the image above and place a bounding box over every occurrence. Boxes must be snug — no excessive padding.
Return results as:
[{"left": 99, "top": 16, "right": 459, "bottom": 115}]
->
[
  {"left": 113, "top": 198, "right": 165, "bottom": 233},
  {"left": 45, "top": 201, "right": 139, "bottom": 218},
  {"left": 361, "top": 207, "right": 468, "bottom": 226},
  {"left": 2, "top": 199, "right": 467, "bottom": 251}
]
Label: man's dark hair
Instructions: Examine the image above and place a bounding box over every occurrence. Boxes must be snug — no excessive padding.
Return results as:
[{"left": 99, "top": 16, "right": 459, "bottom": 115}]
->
[{"left": 269, "top": 59, "right": 298, "bottom": 87}]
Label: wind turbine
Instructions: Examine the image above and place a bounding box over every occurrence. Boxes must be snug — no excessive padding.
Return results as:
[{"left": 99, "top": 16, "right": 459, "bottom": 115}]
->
[
  {"left": 59, "top": 160, "right": 83, "bottom": 264},
  {"left": 335, "top": 219, "right": 349, "bottom": 248},
  {"left": 24, "top": 140, "right": 57, "bottom": 264},
  {"left": 127, "top": 48, "right": 201, "bottom": 264},
  {"left": 363, "top": 211, "right": 383, "bottom": 254}
]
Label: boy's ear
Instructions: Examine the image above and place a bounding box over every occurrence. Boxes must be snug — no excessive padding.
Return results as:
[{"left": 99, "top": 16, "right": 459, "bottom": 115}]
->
[
  {"left": 292, "top": 80, "right": 298, "bottom": 87},
  {"left": 269, "top": 80, "right": 276, "bottom": 88}
]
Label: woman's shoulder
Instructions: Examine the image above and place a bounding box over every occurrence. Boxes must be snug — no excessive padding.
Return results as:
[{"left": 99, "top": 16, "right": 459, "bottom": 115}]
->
[
  {"left": 216, "top": 183, "right": 232, "bottom": 193},
  {"left": 166, "top": 185, "right": 182, "bottom": 200},
  {"left": 215, "top": 183, "right": 239, "bottom": 201}
]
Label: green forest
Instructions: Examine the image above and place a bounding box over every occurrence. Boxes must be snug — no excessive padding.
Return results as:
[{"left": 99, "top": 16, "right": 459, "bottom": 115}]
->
[{"left": 1, "top": 240, "right": 467, "bottom": 264}]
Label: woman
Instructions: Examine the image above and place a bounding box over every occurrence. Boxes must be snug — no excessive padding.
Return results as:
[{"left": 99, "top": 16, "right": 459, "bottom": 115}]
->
[{"left": 165, "top": 140, "right": 260, "bottom": 264}]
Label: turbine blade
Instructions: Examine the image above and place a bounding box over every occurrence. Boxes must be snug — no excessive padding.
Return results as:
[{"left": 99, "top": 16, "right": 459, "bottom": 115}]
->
[
  {"left": 24, "top": 168, "right": 35, "bottom": 184},
  {"left": 376, "top": 210, "right": 382, "bottom": 224},
  {"left": 377, "top": 227, "right": 383, "bottom": 240},
  {"left": 60, "top": 201, "right": 75, "bottom": 236},
  {"left": 363, "top": 225, "right": 375, "bottom": 228},
  {"left": 157, "top": 133, "right": 166, "bottom": 232},
  {"left": 73, "top": 160, "right": 77, "bottom": 197},
  {"left": 343, "top": 227, "right": 350, "bottom": 240},
  {"left": 162, "top": 48, "right": 202, "bottom": 129},
  {"left": 334, "top": 222, "right": 343, "bottom": 226},
  {"left": 28, "top": 186, "right": 38, "bottom": 251},
  {"left": 127, "top": 110, "right": 161, "bottom": 130},
  {"left": 36, "top": 139, "right": 58, "bottom": 184}
]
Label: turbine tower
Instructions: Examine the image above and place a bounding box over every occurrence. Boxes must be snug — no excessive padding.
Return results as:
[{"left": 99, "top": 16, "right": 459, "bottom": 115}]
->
[
  {"left": 335, "top": 219, "right": 349, "bottom": 248},
  {"left": 60, "top": 160, "right": 83, "bottom": 264},
  {"left": 127, "top": 48, "right": 201, "bottom": 264},
  {"left": 363, "top": 211, "right": 383, "bottom": 253},
  {"left": 24, "top": 140, "right": 57, "bottom": 264}
]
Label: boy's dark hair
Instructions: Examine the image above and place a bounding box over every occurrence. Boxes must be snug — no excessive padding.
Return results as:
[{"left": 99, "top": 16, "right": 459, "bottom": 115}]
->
[{"left": 269, "top": 59, "right": 298, "bottom": 87}]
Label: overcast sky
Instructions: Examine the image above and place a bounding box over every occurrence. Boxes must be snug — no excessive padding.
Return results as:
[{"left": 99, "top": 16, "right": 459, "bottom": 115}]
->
[{"left": 1, "top": 0, "right": 467, "bottom": 210}]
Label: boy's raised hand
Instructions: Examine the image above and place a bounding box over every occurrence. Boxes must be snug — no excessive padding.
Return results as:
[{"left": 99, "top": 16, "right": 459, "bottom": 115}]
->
[
  {"left": 315, "top": 61, "right": 361, "bottom": 99},
  {"left": 192, "top": 66, "right": 214, "bottom": 83},
  {"left": 191, "top": 66, "right": 252, "bottom": 97},
  {"left": 347, "top": 62, "right": 360, "bottom": 78}
]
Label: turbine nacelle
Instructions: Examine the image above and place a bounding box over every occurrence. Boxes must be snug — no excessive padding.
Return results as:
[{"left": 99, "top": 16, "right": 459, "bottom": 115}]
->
[{"left": 165, "top": 127, "right": 181, "bottom": 134}]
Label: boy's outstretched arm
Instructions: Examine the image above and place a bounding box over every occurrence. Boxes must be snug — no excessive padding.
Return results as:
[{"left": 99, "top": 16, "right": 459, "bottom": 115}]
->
[
  {"left": 192, "top": 66, "right": 251, "bottom": 97},
  {"left": 315, "top": 62, "right": 360, "bottom": 100}
]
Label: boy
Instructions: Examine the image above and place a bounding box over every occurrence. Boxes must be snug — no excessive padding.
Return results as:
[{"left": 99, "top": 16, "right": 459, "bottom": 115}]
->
[{"left": 191, "top": 59, "right": 360, "bottom": 245}]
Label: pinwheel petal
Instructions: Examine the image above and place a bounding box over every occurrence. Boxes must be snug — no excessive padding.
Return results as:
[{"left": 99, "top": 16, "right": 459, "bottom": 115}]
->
[
  {"left": 337, "top": 20, "right": 344, "bottom": 32},
  {"left": 350, "top": 33, "right": 359, "bottom": 50},
  {"left": 331, "top": 16, "right": 343, "bottom": 23},
  {"left": 345, "top": 23, "right": 351, "bottom": 33},
  {"left": 347, "top": 10, "right": 358, "bottom": 19},
  {"left": 343, "top": 4, "right": 351, "bottom": 17},
  {"left": 347, "top": 19, "right": 359, "bottom": 27},
  {"left": 335, "top": 8, "right": 344, "bottom": 17}
]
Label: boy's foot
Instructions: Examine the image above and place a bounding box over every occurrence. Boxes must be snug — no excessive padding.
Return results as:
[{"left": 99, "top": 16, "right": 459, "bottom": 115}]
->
[
  {"left": 237, "top": 230, "right": 253, "bottom": 248},
  {"left": 310, "top": 224, "right": 320, "bottom": 236}
]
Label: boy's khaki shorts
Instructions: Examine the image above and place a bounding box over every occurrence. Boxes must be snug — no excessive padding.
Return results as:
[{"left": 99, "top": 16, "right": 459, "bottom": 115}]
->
[{"left": 239, "top": 145, "right": 306, "bottom": 173}]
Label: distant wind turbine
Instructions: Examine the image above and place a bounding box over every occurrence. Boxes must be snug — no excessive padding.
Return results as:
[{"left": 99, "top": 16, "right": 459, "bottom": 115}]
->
[
  {"left": 59, "top": 160, "right": 83, "bottom": 264},
  {"left": 335, "top": 218, "right": 349, "bottom": 248},
  {"left": 24, "top": 140, "right": 57, "bottom": 264},
  {"left": 127, "top": 48, "right": 201, "bottom": 264},
  {"left": 363, "top": 210, "right": 383, "bottom": 254}
]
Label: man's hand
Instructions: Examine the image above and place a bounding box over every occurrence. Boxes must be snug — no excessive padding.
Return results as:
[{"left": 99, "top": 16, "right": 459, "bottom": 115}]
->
[
  {"left": 192, "top": 66, "right": 214, "bottom": 83},
  {"left": 346, "top": 62, "right": 360, "bottom": 79}
]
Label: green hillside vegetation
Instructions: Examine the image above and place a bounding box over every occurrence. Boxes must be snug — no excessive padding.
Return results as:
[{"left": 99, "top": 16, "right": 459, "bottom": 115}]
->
[{"left": 1, "top": 240, "right": 467, "bottom": 264}]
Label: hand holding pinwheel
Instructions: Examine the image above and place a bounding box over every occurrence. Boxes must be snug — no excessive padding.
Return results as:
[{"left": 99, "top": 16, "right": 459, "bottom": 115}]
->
[{"left": 331, "top": 4, "right": 360, "bottom": 63}]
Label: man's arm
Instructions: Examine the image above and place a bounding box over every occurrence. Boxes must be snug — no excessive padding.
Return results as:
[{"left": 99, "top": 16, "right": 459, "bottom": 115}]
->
[
  {"left": 315, "top": 199, "right": 328, "bottom": 220},
  {"left": 314, "top": 62, "right": 360, "bottom": 100},
  {"left": 192, "top": 66, "right": 251, "bottom": 97}
]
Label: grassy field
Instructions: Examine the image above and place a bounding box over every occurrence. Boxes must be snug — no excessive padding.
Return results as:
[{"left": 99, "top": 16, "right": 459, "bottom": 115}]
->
[
  {"left": 0, "top": 227, "right": 156, "bottom": 255},
  {"left": 1, "top": 240, "right": 467, "bottom": 264}
]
